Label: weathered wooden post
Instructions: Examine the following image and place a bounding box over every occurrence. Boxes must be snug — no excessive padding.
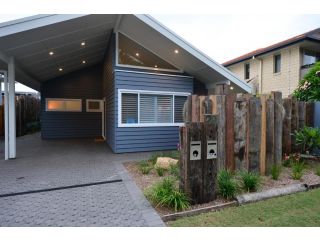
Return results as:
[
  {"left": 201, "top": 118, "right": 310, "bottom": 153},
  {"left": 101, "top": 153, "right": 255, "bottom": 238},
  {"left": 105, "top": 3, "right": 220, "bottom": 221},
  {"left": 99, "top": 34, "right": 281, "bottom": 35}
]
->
[
  {"left": 282, "top": 98, "right": 292, "bottom": 156},
  {"left": 202, "top": 114, "right": 218, "bottom": 202},
  {"left": 179, "top": 111, "right": 218, "bottom": 204},
  {"left": 248, "top": 97, "right": 262, "bottom": 172},
  {"left": 272, "top": 91, "right": 283, "bottom": 165},
  {"left": 266, "top": 97, "right": 275, "bottom": 174},
  {"left": 180, "top": 122, "right": 204, "bottom": 204},
  {"left": 291, "top": 96, "right": 299, "bottom": 153},
  {"left": 234, "top": 95, "right": 248, "bottom": 171}
]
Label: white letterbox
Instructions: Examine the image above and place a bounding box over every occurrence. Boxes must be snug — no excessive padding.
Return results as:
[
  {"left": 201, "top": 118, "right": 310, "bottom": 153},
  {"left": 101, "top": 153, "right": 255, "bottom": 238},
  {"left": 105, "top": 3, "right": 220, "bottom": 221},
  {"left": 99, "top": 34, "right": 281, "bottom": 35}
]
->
[
  {"left": 190, "top": 141, "right": 201, "bottom": 160},
  {"left": 207, "top": 140, "right": 217, "bottom": 159}
]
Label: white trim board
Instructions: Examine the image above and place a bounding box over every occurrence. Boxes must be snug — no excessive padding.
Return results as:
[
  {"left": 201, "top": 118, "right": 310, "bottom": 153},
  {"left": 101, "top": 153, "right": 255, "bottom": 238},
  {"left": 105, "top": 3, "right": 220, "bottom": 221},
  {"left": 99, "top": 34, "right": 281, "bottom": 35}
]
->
[{"left": 114, "top": 69, "right": 193, "bottom": 79}]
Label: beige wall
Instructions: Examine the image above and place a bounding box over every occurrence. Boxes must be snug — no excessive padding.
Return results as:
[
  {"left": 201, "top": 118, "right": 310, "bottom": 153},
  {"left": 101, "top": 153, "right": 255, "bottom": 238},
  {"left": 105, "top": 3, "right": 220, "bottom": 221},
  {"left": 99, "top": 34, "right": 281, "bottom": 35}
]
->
[{"left": 227, "top": 44, "right": 301, "bottom": 97}]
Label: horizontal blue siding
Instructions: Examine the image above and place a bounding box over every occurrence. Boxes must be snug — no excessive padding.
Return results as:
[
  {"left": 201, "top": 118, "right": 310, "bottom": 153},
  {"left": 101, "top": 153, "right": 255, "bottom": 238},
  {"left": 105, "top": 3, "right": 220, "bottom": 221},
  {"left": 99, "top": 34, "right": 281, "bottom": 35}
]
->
[
  {"left": 114, "top": 69, "right": 193, "bottom": 153},
  {"left": 41, "top": 65, "right": 103, "bottom": 139}
]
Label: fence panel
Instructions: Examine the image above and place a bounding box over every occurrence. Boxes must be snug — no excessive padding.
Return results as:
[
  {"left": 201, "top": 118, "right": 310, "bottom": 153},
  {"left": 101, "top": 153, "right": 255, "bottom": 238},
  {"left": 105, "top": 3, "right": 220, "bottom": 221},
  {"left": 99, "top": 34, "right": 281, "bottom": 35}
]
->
[{"left": 182, "top": 92, "right": 313, "bottom": 177}]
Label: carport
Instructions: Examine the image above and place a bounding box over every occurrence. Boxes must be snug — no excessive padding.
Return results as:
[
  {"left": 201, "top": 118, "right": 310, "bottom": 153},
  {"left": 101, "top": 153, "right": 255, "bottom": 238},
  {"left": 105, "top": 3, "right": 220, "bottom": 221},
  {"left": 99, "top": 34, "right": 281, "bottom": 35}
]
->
[{"left": 0, "top": 14, "right": 251, "bottom": 159}]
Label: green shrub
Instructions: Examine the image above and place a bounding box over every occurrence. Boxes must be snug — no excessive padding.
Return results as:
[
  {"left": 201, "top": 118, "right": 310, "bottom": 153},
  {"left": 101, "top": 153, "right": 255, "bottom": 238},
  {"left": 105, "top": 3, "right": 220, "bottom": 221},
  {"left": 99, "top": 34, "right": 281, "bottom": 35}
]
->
[
  {"left": 293, "top": 61, "right": 320, "bottom": 102},
  {"left": 138, "top": 160, "right": 152, "bottom": 175},
  {"left": 240, "top": 171, "right": 261, "bottom": 192},
  {"left": 294, "top": 127, "right": 320, "bottom": 153},
  {"left": 145, "top": 177, "right": 190, "bottom": 212},
  {"left": 292, "top": 161, "right": 305, "bottom": 180},
  {"left": 169, "top": 164, "right": 180, "bottom": 178},
  {"left": 217, "top": 170, "right": 237, "bottom": 199},
  {"left": 271, "top": 164, "right": 282, "bottom": 180},
  {"left": 155, "top": 166, "right": 166, "bottom": 176},
  {"left": 315, "top": 166, "right": 320, "bottom": 176}
]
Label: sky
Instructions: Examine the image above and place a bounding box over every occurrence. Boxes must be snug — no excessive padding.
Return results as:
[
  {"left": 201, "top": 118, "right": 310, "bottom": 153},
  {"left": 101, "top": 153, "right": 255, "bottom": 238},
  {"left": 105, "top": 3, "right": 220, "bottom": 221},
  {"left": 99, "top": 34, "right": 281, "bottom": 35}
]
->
[{"left": 0, "top": 14, "right": 320, "bottom": 92}]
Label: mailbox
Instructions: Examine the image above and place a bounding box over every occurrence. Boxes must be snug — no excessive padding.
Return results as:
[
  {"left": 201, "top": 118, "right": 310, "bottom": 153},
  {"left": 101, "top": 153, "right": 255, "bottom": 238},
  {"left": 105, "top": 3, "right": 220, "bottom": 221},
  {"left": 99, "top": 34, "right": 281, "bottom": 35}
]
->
[
  {"left": 190, "top": 141, "right": 201, "bottom": 160},
  {"left": 207, "top": 140, "right": 217, "bottom": 159}
]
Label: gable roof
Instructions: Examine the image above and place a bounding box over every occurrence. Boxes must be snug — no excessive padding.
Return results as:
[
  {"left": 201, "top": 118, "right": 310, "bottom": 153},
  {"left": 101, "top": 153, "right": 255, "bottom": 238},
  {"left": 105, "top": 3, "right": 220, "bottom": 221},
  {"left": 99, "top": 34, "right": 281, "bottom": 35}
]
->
[
  {"left": 223, "top": 27, "right": 320, "bottom": 67},
  {"left": 0, "top": 14, "right": 251, "bottom": 92}
]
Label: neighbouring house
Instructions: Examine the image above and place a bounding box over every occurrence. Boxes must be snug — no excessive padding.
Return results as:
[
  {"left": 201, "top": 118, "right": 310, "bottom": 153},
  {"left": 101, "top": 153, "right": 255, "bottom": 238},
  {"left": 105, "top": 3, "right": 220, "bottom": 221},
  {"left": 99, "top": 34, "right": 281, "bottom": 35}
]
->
[
  {"left": 0, "top": 14, "right": 251, "bottom": 158},
  {"left": 223, "top": 28, "right": 320, "bottom": 97}
]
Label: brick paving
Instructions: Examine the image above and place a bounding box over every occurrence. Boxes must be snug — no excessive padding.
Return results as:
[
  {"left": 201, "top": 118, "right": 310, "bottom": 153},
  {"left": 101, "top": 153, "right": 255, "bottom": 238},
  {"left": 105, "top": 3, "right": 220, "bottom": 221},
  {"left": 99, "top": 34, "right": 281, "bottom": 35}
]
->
[{"left": 0, "top": 133, "right": 165, "bottom": 227}]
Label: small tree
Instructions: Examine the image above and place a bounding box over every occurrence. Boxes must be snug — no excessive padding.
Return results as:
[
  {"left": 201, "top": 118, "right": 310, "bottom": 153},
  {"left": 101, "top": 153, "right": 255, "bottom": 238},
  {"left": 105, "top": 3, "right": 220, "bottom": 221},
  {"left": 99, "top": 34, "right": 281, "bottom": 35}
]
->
[{"left": 293, "top": 61, "right": 320, "bottom": 101}]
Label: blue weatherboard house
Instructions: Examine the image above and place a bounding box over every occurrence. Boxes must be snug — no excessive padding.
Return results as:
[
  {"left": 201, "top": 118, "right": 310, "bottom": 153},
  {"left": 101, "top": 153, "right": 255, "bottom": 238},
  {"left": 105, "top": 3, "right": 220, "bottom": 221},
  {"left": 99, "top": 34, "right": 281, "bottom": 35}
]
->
[{"left": 0, "top": 15, "right": 251, "bottom": 156}]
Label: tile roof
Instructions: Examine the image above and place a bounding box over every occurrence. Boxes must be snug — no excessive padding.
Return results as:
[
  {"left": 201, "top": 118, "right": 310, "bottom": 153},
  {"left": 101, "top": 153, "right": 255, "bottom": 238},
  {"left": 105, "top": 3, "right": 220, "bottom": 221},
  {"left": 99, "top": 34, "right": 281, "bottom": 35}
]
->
[{"left": 223, "top": 27, "right": 320, "bottom": 66}]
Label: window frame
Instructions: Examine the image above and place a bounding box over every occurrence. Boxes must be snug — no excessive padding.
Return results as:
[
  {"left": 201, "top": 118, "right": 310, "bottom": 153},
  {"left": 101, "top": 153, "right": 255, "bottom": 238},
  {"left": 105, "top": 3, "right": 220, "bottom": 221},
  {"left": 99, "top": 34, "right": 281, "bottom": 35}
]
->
[
  {"left": 274, "top": 54, "right": 281, "bottom": 73},
  {"left": 45, "top": 98, "right": 82, "bottom": 112},
  {"left": 118, "top": 89, "right": 190, "bottom": 127},
  {"left": 86, "top": 99, "right": 103, "bottom": 112},
  {"left": 115, "top": 31, "right": 183, "bottom": 73}
]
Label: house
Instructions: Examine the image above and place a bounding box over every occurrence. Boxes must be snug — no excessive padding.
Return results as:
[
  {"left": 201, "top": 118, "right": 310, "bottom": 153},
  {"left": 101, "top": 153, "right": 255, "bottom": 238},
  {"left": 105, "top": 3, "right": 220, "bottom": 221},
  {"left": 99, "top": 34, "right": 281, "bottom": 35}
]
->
[
  {"left": 0, "top": 14, "right": 251, "bottom": 158},
  {"left": 223, "top": 28, "right": 320, "bottom": 97}
]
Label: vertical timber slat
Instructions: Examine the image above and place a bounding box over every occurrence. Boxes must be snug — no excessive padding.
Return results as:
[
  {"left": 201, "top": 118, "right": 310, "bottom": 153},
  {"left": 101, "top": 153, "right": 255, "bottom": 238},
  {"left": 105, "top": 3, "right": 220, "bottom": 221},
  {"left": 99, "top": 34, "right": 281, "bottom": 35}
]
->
[
  {"left": 260, "top": 95, "right": 267, "bottom": 175},
  {"left": 199, "top": 96, "right": 206, "bottom": 123},
  {"left": 226, "top": 94, "right": 235, "bottom": 171},
  {"left": 234, "top": 95, "right": 248, "bottom": 171},
  {"left": 202, "top": 114, "right": 218, "bottom": 202},
  {"left": 248, "top": 97, "right": 261, "bottom": 172},
  {"left": 216, "top": 95, "right": 226, "bottom": 171},
  {"left": 298, "top": 101, "right": 306, "bottom": 129},
  {"left": 306, "top": 102, "right": 314, "bottom": 127},
  {"left": 191, "top": 95, "right": 200, "bottom": 123},
  {"left": 266, "top": 98, "right": 275, "bottom": 174},
  {"left": 273, "top": 91, "right": 283, "bottom": 165},
  {"left": 282, "top": 98, "right": 292, "bottom": 156},
  {"left": 188, "top": 122, "right": 203, "bottom": 204}
]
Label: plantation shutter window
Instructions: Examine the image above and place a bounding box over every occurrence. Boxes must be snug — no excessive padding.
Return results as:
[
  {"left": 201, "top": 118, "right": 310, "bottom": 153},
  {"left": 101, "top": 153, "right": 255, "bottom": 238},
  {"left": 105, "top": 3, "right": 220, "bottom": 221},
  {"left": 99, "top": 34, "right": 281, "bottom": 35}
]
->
[
  {"left": 119, "top": 90, "right": 189, "bottom": 126},
  {"left": 140, "top": 95, "right": 173, "bottom": 123},
  {"left": 174, "top": 96, "right": 187, "bottom": 123},
  {"left": 121, "top": 93, "right": 138, "bottom": 124},
  {"left": 140, "top": 94, "right": 156, "bottom": 123},
  {"left": 157, "top": 95, "right": 173, "bottom": 123}
]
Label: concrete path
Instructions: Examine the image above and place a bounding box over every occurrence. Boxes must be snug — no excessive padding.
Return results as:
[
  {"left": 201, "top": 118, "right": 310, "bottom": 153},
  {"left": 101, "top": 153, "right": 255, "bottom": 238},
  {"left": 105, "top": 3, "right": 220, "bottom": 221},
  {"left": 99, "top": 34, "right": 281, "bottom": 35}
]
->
[{"left": 0, "top": 133, "right": 165, "bottom": 227}]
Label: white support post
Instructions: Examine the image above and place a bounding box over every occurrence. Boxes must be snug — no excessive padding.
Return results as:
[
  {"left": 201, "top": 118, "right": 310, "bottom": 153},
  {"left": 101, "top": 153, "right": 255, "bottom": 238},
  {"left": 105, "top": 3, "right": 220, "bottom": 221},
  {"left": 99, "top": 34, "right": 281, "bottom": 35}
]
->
[
  {"left": 8, "top": 57, "right": 16, "bottom": 159},
  {"left": 2, "top": 70, "right": 9, "bottom": 160}
]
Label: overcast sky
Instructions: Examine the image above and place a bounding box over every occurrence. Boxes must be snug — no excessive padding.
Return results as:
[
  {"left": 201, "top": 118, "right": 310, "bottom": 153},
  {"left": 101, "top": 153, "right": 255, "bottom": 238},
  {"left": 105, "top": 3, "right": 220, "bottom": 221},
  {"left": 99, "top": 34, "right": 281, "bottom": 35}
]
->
[{"left": 1, "top": 14, "right": 320, "bottom": 92}]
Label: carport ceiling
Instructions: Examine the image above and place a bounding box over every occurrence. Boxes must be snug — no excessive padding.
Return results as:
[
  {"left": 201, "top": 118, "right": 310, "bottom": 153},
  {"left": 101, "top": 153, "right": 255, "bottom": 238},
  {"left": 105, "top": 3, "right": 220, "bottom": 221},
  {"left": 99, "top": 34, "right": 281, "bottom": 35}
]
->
[
  {"left": 0, "top": 14, "right": 251, "bottom": 93},
  {"left": 0, "top": 15, "right": 116, "bottom": 85}
]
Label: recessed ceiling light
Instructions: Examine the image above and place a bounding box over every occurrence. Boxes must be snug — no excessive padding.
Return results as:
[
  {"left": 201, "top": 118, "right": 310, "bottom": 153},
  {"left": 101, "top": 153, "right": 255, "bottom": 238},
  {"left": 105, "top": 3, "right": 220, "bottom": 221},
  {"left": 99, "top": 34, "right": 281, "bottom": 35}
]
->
[
  {"left": 135, "top": 53, "right": 139, "bottom": 57},
  {"left": 154, "top": 65, "right": 158, "bottom": 68},
  {"left": 174, "top": 49, "right": 179, "bottom": 54},
  {"left": 49, "top": 51, "right": 54, "bottom": 56},
  {"left": 230, "top": 86, "right": 234, "bottom": 90},
  {"left": 82, "top": 60, "right": 86, "bottom": 64},
  {"left": 81, "top": 42, "right": 86, "bottom": 46},
  {"left": 59, "top": 68, "right": 63, "bottom": 72}
]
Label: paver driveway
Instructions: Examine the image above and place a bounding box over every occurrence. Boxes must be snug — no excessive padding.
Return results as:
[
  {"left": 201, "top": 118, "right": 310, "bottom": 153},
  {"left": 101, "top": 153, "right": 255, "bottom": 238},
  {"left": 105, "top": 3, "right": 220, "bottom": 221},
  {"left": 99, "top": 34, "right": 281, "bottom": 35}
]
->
[{"left": 0, "top": 133, "right": 164, "bottom": 227}]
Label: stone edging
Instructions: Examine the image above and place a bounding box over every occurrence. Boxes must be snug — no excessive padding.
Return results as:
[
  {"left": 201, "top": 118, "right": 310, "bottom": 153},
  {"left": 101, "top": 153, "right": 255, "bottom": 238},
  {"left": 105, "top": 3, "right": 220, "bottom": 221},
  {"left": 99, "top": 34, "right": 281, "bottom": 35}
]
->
[
  {"left": 161, "top": 183, "right": 320, "bottom": 222},
  {"left": 162, "top": 201, "right": 238, "bottom": 222}
]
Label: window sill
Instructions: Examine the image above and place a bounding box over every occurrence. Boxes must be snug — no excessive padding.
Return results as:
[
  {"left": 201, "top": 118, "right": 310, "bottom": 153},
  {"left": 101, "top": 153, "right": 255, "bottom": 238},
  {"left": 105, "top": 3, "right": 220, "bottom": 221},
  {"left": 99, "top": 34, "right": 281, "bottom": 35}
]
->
[
  {"left": 273, "top": 72, "right": 281, "bottom": 76},
  {"left": 118, "top": 123, "right": 185, "bottom": 128}
]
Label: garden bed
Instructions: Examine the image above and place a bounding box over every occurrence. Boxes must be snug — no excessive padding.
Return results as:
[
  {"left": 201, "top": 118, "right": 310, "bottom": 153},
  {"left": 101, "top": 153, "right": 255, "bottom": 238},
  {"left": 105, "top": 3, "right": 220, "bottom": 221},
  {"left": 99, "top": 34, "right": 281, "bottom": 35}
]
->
[
  {"left": 123, "top": 153, "right": 320, "bottom": 219},
  {"left": 123, "top": 160, "right": 234, "bottom": 216}
]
